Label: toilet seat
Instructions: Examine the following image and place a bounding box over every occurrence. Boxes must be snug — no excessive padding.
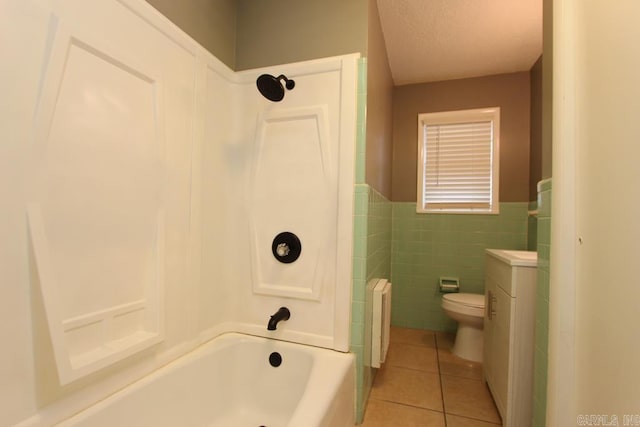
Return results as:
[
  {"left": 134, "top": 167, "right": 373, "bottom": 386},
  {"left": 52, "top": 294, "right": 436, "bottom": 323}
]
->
[
  {"left": 442, "top": 293, "right": 485, "bottom": 317},
  {"left": 442, "top": 293, "right": 485, "bottom": 308}
]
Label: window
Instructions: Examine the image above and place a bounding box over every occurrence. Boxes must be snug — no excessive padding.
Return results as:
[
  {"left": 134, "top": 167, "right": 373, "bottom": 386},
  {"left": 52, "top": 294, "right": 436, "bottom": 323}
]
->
[{"left": 417, "top": 107, "right": 500, "bottom": 214}]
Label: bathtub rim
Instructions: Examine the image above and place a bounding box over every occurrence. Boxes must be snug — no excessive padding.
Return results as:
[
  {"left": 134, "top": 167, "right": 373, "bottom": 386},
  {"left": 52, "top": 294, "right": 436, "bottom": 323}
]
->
[{"left": 52, "top": 331, "right": 355, "bottom": 427}]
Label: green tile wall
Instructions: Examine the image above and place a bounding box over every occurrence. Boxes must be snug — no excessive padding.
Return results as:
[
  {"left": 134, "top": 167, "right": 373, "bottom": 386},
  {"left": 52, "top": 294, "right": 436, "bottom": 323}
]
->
[
  {"left": 351, "top": 58, "right": 394, "bottom": 423},
  {"left": 528, "top": 200, "right": 538, "bottom": 251},
  {"left": 366, "top": 188, "right": 392, "bottom": 281},
  {"left": 390, "top": 202, "right": 530, "bottom": 331},
  {"left": 351, "top": 184, "right": 368, "bottom": 424},
  {"left": 351, "top": 184, "right": 391, "bottom": 423},
  {"left": 533, "top": 179, "right": 551, "bottom": 427},
  {"left": 351, "top": 57, "right": 368, "bottom": 423}
]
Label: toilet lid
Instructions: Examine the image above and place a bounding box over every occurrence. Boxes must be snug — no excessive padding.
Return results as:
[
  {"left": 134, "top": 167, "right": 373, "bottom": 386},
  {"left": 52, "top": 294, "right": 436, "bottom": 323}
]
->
[{"left": 443, "top": 293, "right": 485, "bottom": 308}]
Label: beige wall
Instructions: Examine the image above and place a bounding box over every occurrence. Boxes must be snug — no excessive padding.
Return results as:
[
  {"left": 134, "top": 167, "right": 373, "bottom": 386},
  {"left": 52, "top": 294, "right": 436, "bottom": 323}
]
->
[
  {"left": 365, "top": 0, "right": 394, "bottom": 199},
  {"left": 530, "top": 56, "right": 543, "bottom": 200},
  {"left": 145, "top": 0, "right": 237, "bottom": 69},
  {"left": 392, "top": 72, "right": 531, "bottom": 202},
  {"left": 235, "top": 0, "right": 368, "bottom": 70}
]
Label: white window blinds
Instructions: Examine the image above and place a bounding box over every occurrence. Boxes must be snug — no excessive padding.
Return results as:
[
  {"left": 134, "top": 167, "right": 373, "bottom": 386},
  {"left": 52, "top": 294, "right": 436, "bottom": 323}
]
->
[{"left": 417, "top": 108, "right": 500, "bottom": 213}]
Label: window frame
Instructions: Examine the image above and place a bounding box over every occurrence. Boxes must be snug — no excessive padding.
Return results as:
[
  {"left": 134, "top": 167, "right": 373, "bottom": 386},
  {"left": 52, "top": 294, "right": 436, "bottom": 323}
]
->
[{"left": 416, "top": 107, "right": 500, "bottom": 214}]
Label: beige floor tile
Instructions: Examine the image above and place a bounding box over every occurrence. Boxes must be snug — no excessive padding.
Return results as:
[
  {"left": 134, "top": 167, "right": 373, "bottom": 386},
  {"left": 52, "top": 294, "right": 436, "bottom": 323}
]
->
[
  {"left": 361, "top": 399, "right": 446, "bottom": 427},
  {"left": 438, "top": 351, "right": 483, "bottom": 381},
  {"left": 369, "top": 328, "right": 501, "bottom": 426},
  {"left": 446, "top": 413, "right": 502, "bottom": 427},
  {"left": 438, "top": 354, "right": 484, "bottom": 381},
  {"left": 436, "top": 331, "right": 484, "bottom": 380},
  {"left": 370, "top": 366, "right": 443, "bottom": 412},
  {"left": 390, "top": 327, "right": 436, "bottom": 348},
  {"left": 385, "top": 342, "right": 439, "bottom": 373},
  {"left": 441, "top": 375, "right": 501, "bottom": 424},
  {"left": 435, "top": 331, "right": 455, "bottom": 350}
]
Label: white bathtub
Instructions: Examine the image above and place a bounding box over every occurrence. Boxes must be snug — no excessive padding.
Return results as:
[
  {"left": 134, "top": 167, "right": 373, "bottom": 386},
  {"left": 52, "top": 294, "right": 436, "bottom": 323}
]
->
[{"left": 57, "top": 333, "right": 355, "bottom": 427}]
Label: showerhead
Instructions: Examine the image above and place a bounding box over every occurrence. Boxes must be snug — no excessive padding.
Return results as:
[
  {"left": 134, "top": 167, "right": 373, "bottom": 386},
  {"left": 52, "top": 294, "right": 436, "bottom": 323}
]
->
[{"left": 256, "top": 74, "right": 295, "bottom": 102}]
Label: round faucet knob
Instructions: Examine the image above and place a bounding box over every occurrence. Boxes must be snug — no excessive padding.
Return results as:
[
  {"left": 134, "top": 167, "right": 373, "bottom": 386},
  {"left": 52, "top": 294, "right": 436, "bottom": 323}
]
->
[
  {"left": 276, "top": 243, "right": 290, "bottom": 257},
  {"left": 271, "top": 232, "right": 301, "bottom": 263}
]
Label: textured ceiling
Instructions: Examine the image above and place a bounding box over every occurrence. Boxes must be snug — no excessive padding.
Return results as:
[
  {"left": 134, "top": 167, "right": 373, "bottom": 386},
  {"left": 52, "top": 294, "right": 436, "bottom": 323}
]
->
[{"left": 377, "top": 0, "right": 543, "bottom": 85}]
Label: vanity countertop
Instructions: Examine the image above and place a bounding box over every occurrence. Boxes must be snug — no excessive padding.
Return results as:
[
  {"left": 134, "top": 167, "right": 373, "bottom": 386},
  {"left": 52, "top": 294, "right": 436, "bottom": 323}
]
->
[{"left": 486, "top": 249, "right": 537, "bottom": 267}]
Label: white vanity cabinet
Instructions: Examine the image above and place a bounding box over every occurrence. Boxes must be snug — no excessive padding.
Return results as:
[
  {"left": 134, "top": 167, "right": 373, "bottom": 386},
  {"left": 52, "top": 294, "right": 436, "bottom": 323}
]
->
[{"left": 483, "top": 249, "right": 537, "bottom": 427}]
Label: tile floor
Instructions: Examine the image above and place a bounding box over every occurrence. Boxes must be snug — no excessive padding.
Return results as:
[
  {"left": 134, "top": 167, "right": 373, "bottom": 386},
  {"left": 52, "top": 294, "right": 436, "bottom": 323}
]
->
[{"left": 361, "top": 327, "right": 502, "bottom": 427}]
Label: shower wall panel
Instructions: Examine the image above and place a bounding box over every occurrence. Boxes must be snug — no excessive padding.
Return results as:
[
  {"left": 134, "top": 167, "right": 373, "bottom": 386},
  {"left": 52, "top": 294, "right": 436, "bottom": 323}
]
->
[
  {"left": 2, "top": 0, "right": 212, "bottom": 424},
  {"left": 28, "top": 12, "right": 167, "bottom": 385},
  {"left": 249, "top": 106, "right": 333, "bottom": 301},
  {"left": 200, "top": 56, "right": 358, "bottom": 352}
]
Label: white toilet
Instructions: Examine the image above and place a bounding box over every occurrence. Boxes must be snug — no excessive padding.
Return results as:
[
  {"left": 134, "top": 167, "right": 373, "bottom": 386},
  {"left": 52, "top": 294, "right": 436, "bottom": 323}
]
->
[{"left": 441, "top": 293, "right": 485, "bottom": 362}]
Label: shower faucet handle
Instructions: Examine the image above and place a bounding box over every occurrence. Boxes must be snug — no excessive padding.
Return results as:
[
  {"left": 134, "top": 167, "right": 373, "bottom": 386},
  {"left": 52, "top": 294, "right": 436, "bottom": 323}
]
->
[
  {"left": 271, "top": 231, "right": 301, "bottom": 263},
  {"left": 276, "top": 243, "right": 290, "bottom": 257}
]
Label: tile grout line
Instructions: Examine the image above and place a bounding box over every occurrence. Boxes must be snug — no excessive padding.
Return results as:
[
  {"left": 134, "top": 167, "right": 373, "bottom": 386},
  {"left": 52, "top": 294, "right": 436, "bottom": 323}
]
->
[
  {"left": 378, "top": 328, "right": 501, "bottom": 426},
  {"left": 433, "top": 332, "right": 449, "bottom": 427},
  {"left": 370, "top": 397, "right": 446, "bottom": 416},
  {"left": 433, "top": 331, "right": 503, "bottom": 426}
]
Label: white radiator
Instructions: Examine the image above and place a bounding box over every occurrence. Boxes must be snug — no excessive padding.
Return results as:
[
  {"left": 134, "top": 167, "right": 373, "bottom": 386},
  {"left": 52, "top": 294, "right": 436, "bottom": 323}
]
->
[{"left": 371, "top": 279, "right": 392, "bottom": 368}]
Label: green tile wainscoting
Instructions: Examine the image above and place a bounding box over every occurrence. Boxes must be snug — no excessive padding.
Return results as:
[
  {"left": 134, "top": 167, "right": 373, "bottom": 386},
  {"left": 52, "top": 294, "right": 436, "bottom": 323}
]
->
[
  {"left": 351, "top": 57, "right": 370, "bottom": 423},
  {"left": 533, "top": 178, "right": 551, "bottom": 427},
  {"left": 390, "top": 202, "right": 530, "bottom": 332},
  {"left": 351, "top": 184, "right": 392, "bottom": 423},
  {"left": 528, "top": 200, "right": 538, "bottom": 251},
  {"left": 352, "top": 195, "right": 541, "bottom": 422}
]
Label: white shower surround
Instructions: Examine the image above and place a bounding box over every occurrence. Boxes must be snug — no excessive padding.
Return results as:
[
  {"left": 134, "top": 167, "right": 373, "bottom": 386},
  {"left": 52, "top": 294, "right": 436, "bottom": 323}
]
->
[
  {"left": 1, "top": 0, "right": 358, "bottom": 425},
  {"left": 208, "top": 56, "right": 357, "bottom": 352}
]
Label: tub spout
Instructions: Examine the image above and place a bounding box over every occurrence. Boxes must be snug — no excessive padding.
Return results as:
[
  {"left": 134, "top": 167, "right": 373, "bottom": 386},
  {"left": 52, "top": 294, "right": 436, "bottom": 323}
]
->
[{"left": 267, "top": 307, "right": 290, "bottom": 330}]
